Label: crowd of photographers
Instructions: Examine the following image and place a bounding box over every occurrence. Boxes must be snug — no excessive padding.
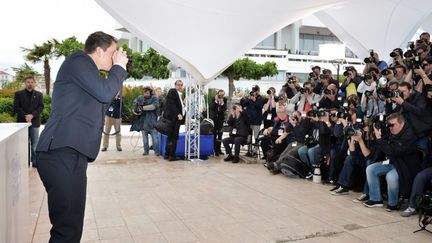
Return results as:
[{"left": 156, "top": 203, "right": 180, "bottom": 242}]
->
[{"left": 221, "top": 32, "right": 432, "bottom": 217}]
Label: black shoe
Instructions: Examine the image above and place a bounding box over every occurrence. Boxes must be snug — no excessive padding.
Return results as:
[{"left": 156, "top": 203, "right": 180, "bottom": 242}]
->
[
  {"left": 117, "top": 147, "right": 122, "bottom": 151},
  {"left": 232, "top": 157, "right": 240, "bottom": 163},
  {"left": 363, "top": 200, "right": 384, "bottom": 208},
  {"left": 331, "top": 187, "right": 349, "bottom": 196},
  {"left": 224, "top": 155, "right": 234, "bottom": 162},
  {"left": 168, "top": 156, "right": 178, "bottom": 161},
  {"left": 215, "top": 151, "right": 220, "bottom": 156},
  {"left": 330, "top": 185, "right": 340, "bottom": 192},
  {"left": 217, "top": 150, "right": 224, "bottom": 155},
  {"left": 101, "top": 147, "right": 107, "bottom": 152},
  {"left": 305, "top": 172, "right": 313, "bottom": 180},
  {"left": 386, "top": 204, "right": 399, "bottom": 212}
]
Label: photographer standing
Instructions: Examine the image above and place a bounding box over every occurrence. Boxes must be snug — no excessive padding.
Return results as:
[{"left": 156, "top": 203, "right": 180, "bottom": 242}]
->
[
  {"left": 210, "top": 89, "right": 227, "bottom": 156},
  {"left": 340, "top": 66, "right": 362, "bottom": 97},
  {"left": 362, "top": 51, "right": 388, "bottom": 73},
  {"left": 263, "top": 87, "right": 277, "bottom": 128},
  {"left": 101, "top": 92, "right": 123, "bottom": 152},
  {"left": 317, "top": 83, "right": 340, "bottom": 110},
  {"left": 241, "top": 85, "right": 264, "bottom": 157},
  {"left": 35, "top": 31, "right": 128, "bottom": 242},
  {"left": 280, "top": 77, "right": 300, "bottom": 99},
  {"left": 133, "top": 87, "right": 160, "bottom": 156}
]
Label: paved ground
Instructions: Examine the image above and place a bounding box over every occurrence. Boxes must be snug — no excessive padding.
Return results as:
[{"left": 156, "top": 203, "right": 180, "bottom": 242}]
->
[{"left": 29, "top": 132, "right": 432, "bottom": 243}]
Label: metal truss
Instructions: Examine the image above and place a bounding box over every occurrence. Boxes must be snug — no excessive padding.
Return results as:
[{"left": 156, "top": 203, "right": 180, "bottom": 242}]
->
[{"left": 184, "top": 73, "right": 201, "bottom": 160}]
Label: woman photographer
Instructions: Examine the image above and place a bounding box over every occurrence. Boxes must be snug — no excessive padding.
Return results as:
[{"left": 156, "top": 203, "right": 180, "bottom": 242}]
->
[{"left": 262, "top": 87, "right": 277, "bottom": 129}]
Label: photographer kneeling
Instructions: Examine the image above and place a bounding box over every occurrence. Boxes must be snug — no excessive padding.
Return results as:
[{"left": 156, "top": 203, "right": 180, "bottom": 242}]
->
[
  {"left": 364, "top": 113, "right": 422, "bottom": 211},
  {"left": 261, "top": 106, "right": 290, "bottom": 163}
]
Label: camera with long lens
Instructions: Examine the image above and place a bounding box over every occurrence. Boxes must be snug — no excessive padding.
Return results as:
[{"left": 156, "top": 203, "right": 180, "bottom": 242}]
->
[
  {"left": 297, "top": 87, "right": 306, "bottom": 94},
  {"left": 381, "top": 69, "right": 393, "bottom": 76},
  {"left": 364, "top": 90, "right": 374, "bottom": 97},
  {"left": 317, "top": 109, "right": 328, "bottom": 117},
  {"left": 307, "top": 110, "right": 318, "bottom": 117},
  {"left": 364, "top": 50, "right": 375, "bottom": 64},
  {"left": 390, "top": 51, "right": 399, "bottom": 58},
  {"left": 373, "top": 114, "right": 387, "bottom": 129},
  {"left": 344, "top": 119, "right": 363, "bottom": 137},
  {"left": 377, "top": 89, "right": 402, "bottom": 99}
]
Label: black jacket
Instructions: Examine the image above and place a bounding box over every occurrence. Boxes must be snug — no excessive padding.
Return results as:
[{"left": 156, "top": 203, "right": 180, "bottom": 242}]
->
[
  {"left": 163, "top": 88, "right": 184, "bottom": 124},
  {"left": 240, "top": 96, "right": 264, "bottom": 125},
  {"left": 105, "top": 96, "right": 123, "bottom": 119},
  {"left": 13, "top": 89, "right": 44, "bottom": 127},
  {"left": 209, "top": 96, "right": 227, "bottom": 129},
  {"left": 400, "top": 91, "right": 432, "bottom": 137},
  {"left": 376, "top": 124, "right": 422, "bottom": 197},
  {"left": 227, "top": 112, "right": 250, "bottom": 138}
]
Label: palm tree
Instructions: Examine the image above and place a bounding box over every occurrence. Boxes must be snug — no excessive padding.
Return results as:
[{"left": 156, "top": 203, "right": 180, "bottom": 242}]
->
[{"left": 22, "top": 40, "right": 58, "bottom": 95}]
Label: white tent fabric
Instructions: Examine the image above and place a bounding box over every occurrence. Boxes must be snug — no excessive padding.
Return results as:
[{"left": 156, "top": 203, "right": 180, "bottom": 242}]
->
[
  {"left": 95, "top": 0, "right": 345, "bottom": 84},
  {"left": 421, "top": 14, "right": 432, "bottom": 34},
  {"left": 315, "top": 0, "right": 432, "bottom": 60}
]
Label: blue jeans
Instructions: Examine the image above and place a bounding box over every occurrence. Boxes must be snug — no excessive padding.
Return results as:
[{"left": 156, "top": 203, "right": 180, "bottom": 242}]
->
[
  {"left": 338, "top": 155, "right": 366, "bottom": 188},
  {"left": 29, "top": 127, "right": 40, "bottom": 164},
  {"left": 366, "top": 162, "right": 399, "bottom": 206},
  {"left": 298, "top": 145, "right": 320, "bottom": 169},
  {"left": 142, "top": 129, "right": 160, "bottom": 155}
]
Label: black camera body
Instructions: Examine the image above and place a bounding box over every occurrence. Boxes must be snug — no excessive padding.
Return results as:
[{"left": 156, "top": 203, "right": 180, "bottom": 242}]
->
[
  {"left": 372, "top": 114, "right": 387, "bottom": 129},
  {"left": 297, "top": 87, "right": 306, "bottom": 94},
  {"left": 377, "top": 89, "right": 402, "bottom": 99},
  {"left": 364, "top": 90, "right": 374, "bottom": 97},
  {"left": 324, "top": 88, "right": 336, "bottom": 95}
]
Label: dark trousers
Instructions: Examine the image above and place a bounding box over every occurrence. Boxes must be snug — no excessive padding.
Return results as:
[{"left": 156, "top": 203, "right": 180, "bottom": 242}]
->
[
  {"left": 213, "top": 125, "right": 223, "bottom": 152},
  {"left": 260, "top": 137, "right": 287, "bottom": 161},
  {"left": 165, "top": 122, "right": 180, "bottom": 158},
  {"left": 409, "top": 167, "right": 432, "bottom": 209},
  {"left": 337, "top": 155, "right": 366, "bottom": 188},
  {"left": 223, "top": 136, "right": 246, "bottom": 157},
  {"left": 36, "top": 147, "right": 88, "bottom": 243}
]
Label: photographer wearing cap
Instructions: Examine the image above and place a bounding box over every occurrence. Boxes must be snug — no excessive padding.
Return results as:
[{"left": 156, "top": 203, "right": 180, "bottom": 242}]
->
[
  {"left": 210, "top": 89, "right": 227, "bottom": 156},
  {"left": 364, "top": 113, "right": 421, "bottom": 211},
  {"left": 223, "top": 105, "right": 250, "bottom": 163},
  {"left": 240, "top": 85, "right": 264, "bottom": 157},
  {"left": 261, "top": 106, "right": 290, "bottom": 163},
  {"left": 289, "top": 81, "right": 321, "bottom": 115}
]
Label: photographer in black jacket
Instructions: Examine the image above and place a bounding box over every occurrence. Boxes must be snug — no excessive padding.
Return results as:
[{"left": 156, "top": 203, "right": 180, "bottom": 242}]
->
[
  {"left": 241, "top": 85, "right": 264, "bottom": 157},
  {"left": 210, "top": 89, "right": 227, "bottom": 156},
  {"left": 223, "top": 105, "right": 250, "bottom": 163},
  {"left": 260, "top": 106, "right": 290, "bottom": 162}
]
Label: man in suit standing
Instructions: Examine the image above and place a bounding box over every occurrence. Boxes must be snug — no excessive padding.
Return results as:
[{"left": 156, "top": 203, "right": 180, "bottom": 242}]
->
[
  {"left": 13, "top": 76, "right": 44, "bottom": 167},
  {"left": 163, "top": 80, "right": 185, "bottom": 161},
  {"left": 35, "top": 31, "right": 128, "bottom": 243}
]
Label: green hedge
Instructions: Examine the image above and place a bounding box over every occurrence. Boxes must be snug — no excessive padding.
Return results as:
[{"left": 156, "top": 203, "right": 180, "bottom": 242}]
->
[
  {"left": 0, "top": 112, "right": 15, "bottom": 123},
  {"left": 0, "top": 97, "right": 14, "bottom": 116}
]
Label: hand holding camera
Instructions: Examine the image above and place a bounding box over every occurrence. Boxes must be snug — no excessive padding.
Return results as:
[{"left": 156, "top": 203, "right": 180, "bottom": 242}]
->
[{"left": 113, "top": 47, "right": 129, "bottom": 67}]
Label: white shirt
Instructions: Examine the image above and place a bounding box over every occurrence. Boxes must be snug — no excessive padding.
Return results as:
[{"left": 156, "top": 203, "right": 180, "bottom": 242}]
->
[{"left": 178, "top": 91, "right": 185, "bottom": 115}]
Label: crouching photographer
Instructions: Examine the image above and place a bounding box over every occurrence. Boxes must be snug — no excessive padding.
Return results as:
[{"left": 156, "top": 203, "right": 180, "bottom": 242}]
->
[
  {"left": 223, "top": 105, "right": 250, "bottom": 163},
  {"left": 261, "top": 106, "right": 290, "bottom": 163},
  {"left": 392, "top": 82, "right": 432, "bottom": 167},
  {"left": 364, "top": 113, "right": 422, "bottom": 211}
]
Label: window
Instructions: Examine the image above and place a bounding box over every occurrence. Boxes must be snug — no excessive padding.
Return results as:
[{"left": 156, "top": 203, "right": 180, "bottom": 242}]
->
[{"left": 256, "top": 33, "right": 276, "bottom": 49}]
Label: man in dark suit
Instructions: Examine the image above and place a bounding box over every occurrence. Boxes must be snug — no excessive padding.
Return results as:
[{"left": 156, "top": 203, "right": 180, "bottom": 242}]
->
[
  {"left": 209, "top": 89, "right": 227, "bottom": 156},
  {"left": 35, "top": 31, "right": 128, "bottom": 243},
  {"left": 13, "top": 76, "right": 44, "bottom": 167},
  {"left": 223, "top": 104, "right": 250, "bottom": 163},
  {"left": 163, "top": 79, "right": 185, "bottom": 161}
]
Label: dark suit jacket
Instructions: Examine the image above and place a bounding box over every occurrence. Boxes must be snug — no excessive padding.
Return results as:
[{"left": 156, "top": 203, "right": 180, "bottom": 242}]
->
[
  {"left": 36, "top": 51, "right": 127, "bottom": 161},
  {"left": 13, "top": 89, "right": 44, "bottom": 127},
  {"left": 163, "top": 88, "right": 184, "bottom": 123}
]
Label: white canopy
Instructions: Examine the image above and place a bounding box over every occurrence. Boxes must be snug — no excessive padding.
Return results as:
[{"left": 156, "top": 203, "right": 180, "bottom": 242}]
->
[
  {"left": 315, "top": 0, "right": 432, "bottom": 60},
  {"left": 95, "top": 0, "right": 344, "bottom": 84},
  {"left": 95, "top": 0, "right": 432, "bottom": 84}
]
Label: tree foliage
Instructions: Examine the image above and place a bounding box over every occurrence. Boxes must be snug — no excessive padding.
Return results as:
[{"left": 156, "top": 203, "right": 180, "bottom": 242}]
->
[
  {"left": 11, "top": 63, "right": 40, "bottom": 82},
  {"left": 54, "top": 36, "right": 84, "bottom": 57},
  {"left": 122, "top": 44, "right": 170, "bottom": 80}
]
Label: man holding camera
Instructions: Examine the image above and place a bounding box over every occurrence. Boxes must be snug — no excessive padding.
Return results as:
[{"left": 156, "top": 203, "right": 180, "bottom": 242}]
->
[
  {"left": 364, "top": 113, "right": 421, "bottom": 210},
  {"left": 133, "top": 87, "right": 160, "bottom": 156},
  {"left": 210, "top": 89, "right": 227, "bottom": 156},
  {"left": 289, "top": 81, "right": 321, "bottom": 115},
  {"left": 317, "top": 83, "right": 340, "bottom": 110},
  {"left": 260, "top": 106, "right": 290, "bottom": 162},
  {"left": 241, "top": 85, "right": 264, "bottom": 157},
  {"left": 223, "top": 104, "right": 250, "bottom": 163},
  {"left": 363, "top": 51, "right": 388, "bottom": 73},
  {"left": 340, "top": 66, "right": 362, "bottom": 97},
  {"left": 392, "top": 82, "right": 432, "bottom": 166},
  {"left": 36, "top": 31, "right": 128, "bottom": 242},
  {"left": 281, "top": 76, "right": 300, "bottom": 99},
  {"left": 263, "top": 87, "right": 277, "bottom": 128},
  {"left": 101, "top": 92, "right": 123, "bottom": 152}
]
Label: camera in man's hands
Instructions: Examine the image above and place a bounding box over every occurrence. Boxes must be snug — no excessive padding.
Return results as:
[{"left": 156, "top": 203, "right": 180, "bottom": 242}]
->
[
  {"left": 324, "top": 88, "right": 336, "bottom": 95},
  {"left": 376, "top": 89, "right": 402, "bottom": 99},
  {"left": 249, "top": 91, "right": 257, "bottom": 97},
  {"left": 364, "top": 90, "right": 374, "bottom": 97},
  {"left": 372, "top": 114, "right": 387, "bottom": 129},
  {"left": 363, "top": 50, "right": 376, "bottom": 64},
  {"left": 344, "top": 126, "right": 361, "bottom": 137},
  {"left": 343, "top": 70, "right": 352, "bottom": 77},
  {"left": 336, "top": 109, "right": 348, "bottom": 119},
  {"left": 297, "top": 87, "right": 307, "bottom": 94}
]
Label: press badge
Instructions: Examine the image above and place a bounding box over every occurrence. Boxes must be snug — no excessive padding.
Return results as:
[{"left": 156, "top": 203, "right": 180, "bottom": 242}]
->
[
  {"left": 267, "top": 113, "right": 272, "bottom": 120},
  {"left": 232, "top": 128, "right": 237, "bottom": 134},
  {"left": 108, "top": 106, "right": 114, "bottom": 112},
  {"left": 292, "top": 142, "right": 297, "bottom": 147},
  {"left": 382, "top": 159, "right": 390, "bottom": 165},
  {"left": 278, "top": 129, "right": 284, "bottom": 136}
]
